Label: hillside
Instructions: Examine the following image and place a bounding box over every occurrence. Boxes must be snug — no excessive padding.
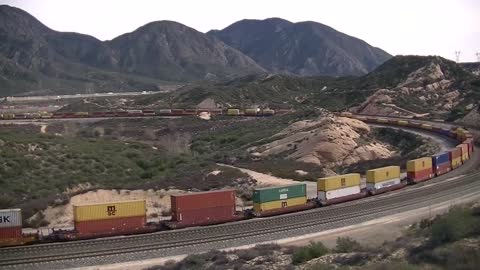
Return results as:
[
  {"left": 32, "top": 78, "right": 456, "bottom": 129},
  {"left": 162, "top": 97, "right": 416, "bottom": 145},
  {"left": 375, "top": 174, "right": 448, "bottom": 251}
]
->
[
  {"left": 208, "top": 18, "right": 391, "bottom": 76},
  {"left": 128, "top": 55, "right": 480, "bottom": 121},
  {"left": 0, "top": 5, "right": 263, "bottom": 96}
]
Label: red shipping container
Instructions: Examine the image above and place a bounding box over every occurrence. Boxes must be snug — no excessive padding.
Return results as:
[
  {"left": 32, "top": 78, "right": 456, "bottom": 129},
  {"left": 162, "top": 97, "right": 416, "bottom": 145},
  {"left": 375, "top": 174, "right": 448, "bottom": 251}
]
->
[
  {"left": 74, "top": 216, "right": 145, "bottom": 235},
  {"left": 0, "top": 227, "right": 22, "bottom": 239},
  {"left": 434, "top": 162, "right": 451, "bottom": 176},
  {"left": 449, "top": 147, "right": 462, "bottom": 158},
  {"left": 407, "top": 168, "right": 434, "bottom": 183},
  {"left": 171, "top": 190, "right": 236, "bottom": 212},
  {"left": 171, "top": 206, "right": 236, "bottom": 225}
]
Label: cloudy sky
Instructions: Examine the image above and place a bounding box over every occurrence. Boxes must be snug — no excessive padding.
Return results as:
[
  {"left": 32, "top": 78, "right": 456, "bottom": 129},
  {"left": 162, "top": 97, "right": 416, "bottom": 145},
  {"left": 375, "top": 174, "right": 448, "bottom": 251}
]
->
[{"left": 2, "top": 0, "right": 479, "bottom": 62}]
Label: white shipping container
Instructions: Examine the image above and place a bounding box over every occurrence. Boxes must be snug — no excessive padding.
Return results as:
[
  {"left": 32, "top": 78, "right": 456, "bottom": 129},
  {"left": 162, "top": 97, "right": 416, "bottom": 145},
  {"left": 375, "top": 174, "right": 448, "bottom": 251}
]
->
[
  {"left": 0, "top": 209, "right": 22, "bottom": 228},
  {"left": 366, "top": 178, "right": 401, "bottom": 191},
  {"left": 318, "top": 186, "right": 361, "bottom": 201}
]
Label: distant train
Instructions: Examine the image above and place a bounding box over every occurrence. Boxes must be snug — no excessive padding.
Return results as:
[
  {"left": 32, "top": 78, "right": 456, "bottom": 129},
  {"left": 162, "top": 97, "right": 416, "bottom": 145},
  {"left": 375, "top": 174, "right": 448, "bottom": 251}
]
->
[
  {"left": 0, "top": 115, "right": 476, "bottom": 248},
  {"left": 0, "top": 108, "right": 289, "bottom": 120}
]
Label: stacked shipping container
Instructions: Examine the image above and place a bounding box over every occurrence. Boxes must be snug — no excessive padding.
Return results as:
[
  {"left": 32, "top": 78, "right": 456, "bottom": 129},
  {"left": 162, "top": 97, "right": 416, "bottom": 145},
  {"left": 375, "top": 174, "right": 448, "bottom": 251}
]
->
[
  {"left": 457, "top": 144, "right": 469, "bottom": 162},
  {"left": 170, "top": 190, "right": 237, "bottom": 226},
  {"left": 73, "top": 200, "right": 146, "bottom": 236},
  {"left": 0, "top": 209, "right": 22, "bottom": 246},
  {"left": 407, "top": 157, "right": 434, "bottom": 183},
  {"left": 253, "top": 183, "right": 308, "bottom": 215},
  {"left": 432, "top": 152, "right": 451, "bottom": 176},
  {"left": 366, "top": 166, "right": 402, "bottom": 194},
  {"left": 449, "top": 147, "right": 462, "bottom": 169},
  {"left": 317, "top": 173, "right": 364, "bottom": 205}
]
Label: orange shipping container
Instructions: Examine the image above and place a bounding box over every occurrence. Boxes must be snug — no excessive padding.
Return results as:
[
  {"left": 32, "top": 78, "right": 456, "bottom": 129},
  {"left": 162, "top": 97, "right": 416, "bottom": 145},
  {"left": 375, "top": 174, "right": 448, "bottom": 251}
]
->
[
  {"left": 457, "top": 144, "right": 469, "bottom": 162},
  {"left": 73, "top": 200, "right": 146, "bottom": 222}
]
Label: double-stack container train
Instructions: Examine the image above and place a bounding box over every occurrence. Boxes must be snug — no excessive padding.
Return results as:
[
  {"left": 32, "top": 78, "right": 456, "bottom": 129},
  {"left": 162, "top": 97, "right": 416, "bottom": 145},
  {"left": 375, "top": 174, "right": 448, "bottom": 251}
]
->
[
  {"left": 0, "top": 108, "right": 289, "bottom": 120},
  {"left": 0, "top": 114, "right": 476, "bottom": 248}
]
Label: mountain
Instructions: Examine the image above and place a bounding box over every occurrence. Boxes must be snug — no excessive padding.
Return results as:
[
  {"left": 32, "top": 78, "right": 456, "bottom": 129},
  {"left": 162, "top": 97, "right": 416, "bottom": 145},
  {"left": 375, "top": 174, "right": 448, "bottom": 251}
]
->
[
  {"left": 208, "top": 18, "right": 391, "bottom": 76},
  {"left": 106, "top": 21, "right": 264, "bottom": 82},
  {"left": 0, "top": 5, "right": 263, "bottom": 96}
]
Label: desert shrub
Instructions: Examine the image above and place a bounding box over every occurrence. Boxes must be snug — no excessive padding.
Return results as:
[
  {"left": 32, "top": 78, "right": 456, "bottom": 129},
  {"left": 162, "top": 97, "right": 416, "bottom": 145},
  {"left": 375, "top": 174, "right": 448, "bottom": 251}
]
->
[
  {"left": 292, "top": 241, "right": 329, "bottom": 265},
  {"left": 333, "top": 253, "right": 371, "bottom": 266},
  {"left": 429, "top": 207, "right": 476, "bottom": 245},
  {"left": 335, "top": 237, "right": 363, "bottom": 253}
]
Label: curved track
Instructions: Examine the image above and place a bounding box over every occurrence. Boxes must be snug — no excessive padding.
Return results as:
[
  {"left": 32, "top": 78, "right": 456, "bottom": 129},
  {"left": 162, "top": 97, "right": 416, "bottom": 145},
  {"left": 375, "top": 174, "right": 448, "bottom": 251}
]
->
[{"left": 0, "top": 118, "right": 479, "bottom": 269}]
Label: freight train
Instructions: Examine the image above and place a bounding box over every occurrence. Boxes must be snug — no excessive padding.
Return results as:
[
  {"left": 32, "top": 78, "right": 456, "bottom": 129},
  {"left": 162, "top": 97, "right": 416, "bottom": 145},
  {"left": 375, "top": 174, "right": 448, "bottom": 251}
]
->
[
  {"left": 0, "top": 116, "right": 476, "bottom": 248},
  {"left": 0, "top": 108, "right": 288, "bottom": 120}
]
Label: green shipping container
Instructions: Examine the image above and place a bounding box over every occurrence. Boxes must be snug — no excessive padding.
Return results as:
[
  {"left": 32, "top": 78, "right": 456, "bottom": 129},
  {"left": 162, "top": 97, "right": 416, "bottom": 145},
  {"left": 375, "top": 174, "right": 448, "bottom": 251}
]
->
[{"left": 253, "top": 183, "right": 306, "bottom": 203}]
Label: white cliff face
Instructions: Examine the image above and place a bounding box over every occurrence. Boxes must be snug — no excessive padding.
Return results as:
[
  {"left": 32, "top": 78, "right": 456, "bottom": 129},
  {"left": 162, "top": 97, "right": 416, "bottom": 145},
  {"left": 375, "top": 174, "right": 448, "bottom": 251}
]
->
[
  {"left": 247, "top": 116, "right": 395, "bottom": 170},
  {"left": 355, "top": 62, "right": 469, "bottom": 118}
]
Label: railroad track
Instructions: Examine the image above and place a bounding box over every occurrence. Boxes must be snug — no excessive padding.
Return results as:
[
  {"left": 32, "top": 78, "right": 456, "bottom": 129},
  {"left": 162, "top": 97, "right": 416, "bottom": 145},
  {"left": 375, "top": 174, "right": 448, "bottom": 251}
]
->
[
  {"left": 1, "top": 170, "right": 480, "bottom": 269},
  {"left": 0, "top": 117, "right": 479, "bottom": 269}
]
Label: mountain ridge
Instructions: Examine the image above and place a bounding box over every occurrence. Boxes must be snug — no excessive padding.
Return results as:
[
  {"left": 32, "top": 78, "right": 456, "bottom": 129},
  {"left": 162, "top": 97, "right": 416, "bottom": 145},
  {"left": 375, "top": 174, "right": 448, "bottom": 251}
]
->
[{"left": 1, "top": 5, "right": 391, "bottom": 96}]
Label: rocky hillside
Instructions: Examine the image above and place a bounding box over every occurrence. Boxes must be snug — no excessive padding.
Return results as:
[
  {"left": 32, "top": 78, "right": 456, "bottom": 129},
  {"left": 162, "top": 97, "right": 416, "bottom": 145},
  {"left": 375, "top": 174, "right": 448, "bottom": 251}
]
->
[
  {"left": 0, "top": 5, "right": 263, "bottom": 96},
  {"left": 351, "top": 56, "right": 479, "bottom": 119},
  {"left": 208, "top": 18, "right": 391, "bottom": 76},
  {"left": 247, "top": 116, "right": 394, "bottom": 176}
]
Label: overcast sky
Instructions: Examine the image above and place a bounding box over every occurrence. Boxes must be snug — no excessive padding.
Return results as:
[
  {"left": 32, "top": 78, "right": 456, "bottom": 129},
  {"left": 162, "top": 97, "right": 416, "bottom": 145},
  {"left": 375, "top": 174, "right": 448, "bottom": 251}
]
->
[{"left": 2, "top": 0, "right": 479, "bottom": 62}]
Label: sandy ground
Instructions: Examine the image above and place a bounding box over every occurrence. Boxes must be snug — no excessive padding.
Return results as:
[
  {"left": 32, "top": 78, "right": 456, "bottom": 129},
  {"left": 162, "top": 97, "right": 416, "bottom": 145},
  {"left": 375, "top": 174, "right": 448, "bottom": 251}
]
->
[
  {"left": 71, "top": 184, "right": 480, "bottom": 270},
  {"left": 218, "top": 164, "right": 318, "bottom": 199}
]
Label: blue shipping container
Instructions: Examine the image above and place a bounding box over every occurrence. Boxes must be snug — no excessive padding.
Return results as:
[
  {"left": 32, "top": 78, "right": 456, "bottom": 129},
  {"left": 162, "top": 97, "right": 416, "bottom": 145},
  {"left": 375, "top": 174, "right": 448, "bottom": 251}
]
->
[
  {"left": 432, "top": 152, "right": 450, "bottom": 167},
  {"left": 439, "top": 129, "right": 451, "bottom": 137}
]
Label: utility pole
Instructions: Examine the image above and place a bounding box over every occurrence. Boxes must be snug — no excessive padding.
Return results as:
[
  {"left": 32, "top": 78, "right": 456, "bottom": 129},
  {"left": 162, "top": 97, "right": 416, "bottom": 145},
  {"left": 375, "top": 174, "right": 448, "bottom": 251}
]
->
[
  {"left": 455, "top": 51, "right": 461, "bottom": 62},
  {"left": 476, "top": 52, "right": 480, "bottom": 62}
]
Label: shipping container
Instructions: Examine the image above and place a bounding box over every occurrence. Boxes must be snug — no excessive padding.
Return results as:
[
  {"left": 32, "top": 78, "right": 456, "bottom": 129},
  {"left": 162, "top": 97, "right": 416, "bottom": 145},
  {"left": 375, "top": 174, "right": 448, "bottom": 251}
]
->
[
  {"left": 432, "top": 152, "right": 451, "bottom": 176},
  {"left": 398, "top": 120, "right": 408, "bottom": 126},
  {"left": 171, "top": 206, "right": 236, "bottom": 225},
  {"left": 262, "top": 109, "right": 275, "bottom": 116},
  {"left": 407, "top": 157, "right": 434, "bottom": 183},
  {"left": 457, "top": 144, "right": 469, "bottom": 161},
  {"left": 171, "top": 190, "right": 235, "bottom": 212},
  {"left": 464, "top": 138, "right": 474, "bottom": 155},
  {"left": 0, "top": 209, "right": 22, "bottom": 228},
  {"left": 244, "top": 109, "right": 258, "bottom": 116},
  {"left": 377, "top": 118, "right": 388, "bottom": 123},
  {"left": 253, "top": 196, "right": 307, "bottom": 212},
  {"left": 75, "top": 216, "right": 146, "bottom": 235},
  {"left": 0, "top": 227, "right": 22, "bottom": 239},
  {"left": 317, "top": 173, "right": 361, "bottom": 191},
  {"left": 366, "top": 166, "right": 400, "bottom": 183},
  {"left": 439, "top": 128, "right": 452, "bottom": 137},
  {"left": 73, "top": 200, "right": 146, "bottom": 222},
  {"left": 406, "top": 157, "right": 432, "bottom": 172},
  {"left": 226, "top": 109, "right": 240, "bottom": 116},
  {"left": 420, "top": 124, "right": 432, "bottom": 130},
  {"left": 253, "top": 183, "right": 306, "bottom": 203},
  {"left": 407, "top": 122, "right": 422, "bottom": 128},
  {"left": 317, "top": 186, "right": 361, "bottom": 201},
  {"left": 366, "top": 179, "right": 404, "bottom": 195}
]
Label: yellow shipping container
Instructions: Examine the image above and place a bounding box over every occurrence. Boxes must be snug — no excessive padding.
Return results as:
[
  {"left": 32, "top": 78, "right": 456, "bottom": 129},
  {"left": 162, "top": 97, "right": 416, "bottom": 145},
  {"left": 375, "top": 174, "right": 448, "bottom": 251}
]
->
[
  {"left": 317, "top": 173, "right": 361, "bottom": 191},
  {"left": 73, "top": 200, "right": 146, "bottom": 222},
  {"left": 377, "top": 118, "right": 388, "bottom": 123},
  {"left": 452, "top": 157, "right": 462, "bottom": 168},
  {"left": 253, "top": 196, "right": 307, "bottom": 212},
  {"left": 406, "top": 157, "right": 433, "bottom": 172},
  {"left": 398, "top": 120, "right": 408, "bottom": 126},
  {"left": 366, "top": 166, "right": 400, "bottom": 183},
  {"left": 421, "top": 124, "right": 432, "bottom": 130}
]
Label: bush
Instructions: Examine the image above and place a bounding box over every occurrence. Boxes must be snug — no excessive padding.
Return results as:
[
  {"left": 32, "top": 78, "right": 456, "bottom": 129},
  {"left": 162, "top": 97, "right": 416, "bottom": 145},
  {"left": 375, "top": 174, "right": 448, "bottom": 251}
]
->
[
  {"left": 335, "top": 237, "right": 363, "bottom": 253},
  {"left": 429, "top": 207, "right": 476, "bottom": 245},
  {"left": 292, "top": 241, "right": 329, "bottom": 265}
]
